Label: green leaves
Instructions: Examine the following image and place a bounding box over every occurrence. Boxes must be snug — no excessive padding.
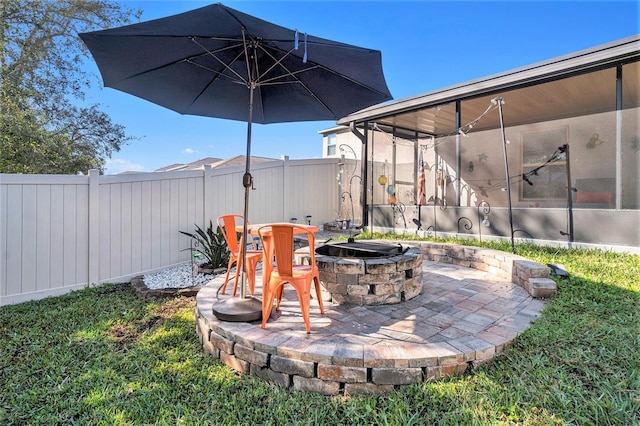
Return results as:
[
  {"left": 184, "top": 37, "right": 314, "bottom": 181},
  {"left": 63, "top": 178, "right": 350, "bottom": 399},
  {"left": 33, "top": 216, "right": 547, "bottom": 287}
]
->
[
  {"left": 0, "top": 0, "right": 141, "bottom": 174},
  {"left": 180, "top": 220, "right": 230, "bottom": 269},
  {"left": 1, "top": 243, "right": 638, "bottom": 425}
]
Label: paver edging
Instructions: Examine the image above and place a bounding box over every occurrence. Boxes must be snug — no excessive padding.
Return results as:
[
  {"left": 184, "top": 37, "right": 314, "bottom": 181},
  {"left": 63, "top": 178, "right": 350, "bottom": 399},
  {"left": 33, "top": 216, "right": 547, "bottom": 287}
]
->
[
  {"left": 196, "top": 284, "right": 502, "bottom": 394},
  {"left": 404, "top": 241, "right": 556, "bottom": 298},
  {"left": 194, "top": 242, "right": 548, "bottom": 395}
]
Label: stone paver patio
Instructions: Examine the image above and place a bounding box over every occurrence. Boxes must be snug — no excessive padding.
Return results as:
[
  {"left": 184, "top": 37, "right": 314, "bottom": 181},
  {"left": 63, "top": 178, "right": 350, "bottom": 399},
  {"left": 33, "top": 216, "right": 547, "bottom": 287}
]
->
[{"left": 195, "top": 251, "right": 549, "bottom": 395}]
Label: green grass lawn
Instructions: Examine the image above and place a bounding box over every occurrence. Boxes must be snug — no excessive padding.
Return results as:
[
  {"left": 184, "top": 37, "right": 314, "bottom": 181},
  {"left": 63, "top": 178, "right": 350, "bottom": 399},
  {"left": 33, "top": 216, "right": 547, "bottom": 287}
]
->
[{"left": 1, "top": 238, "right": 638, "bottom": 425}]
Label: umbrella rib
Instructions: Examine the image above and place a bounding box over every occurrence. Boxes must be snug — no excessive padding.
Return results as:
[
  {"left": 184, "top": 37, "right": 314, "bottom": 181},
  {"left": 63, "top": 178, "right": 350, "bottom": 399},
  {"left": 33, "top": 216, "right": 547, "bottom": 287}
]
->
[
  {"left": 253, "top": 44, "right": 337, "bottom": 116},
  {"left": 190, "top": 37, "right": 249, "bottom": 86},
  {"left": 254, "top": 44, "right": 391, "bottom": 116},
  {"left": 183, "top": 37, "right": 254, "bottom": 115}
]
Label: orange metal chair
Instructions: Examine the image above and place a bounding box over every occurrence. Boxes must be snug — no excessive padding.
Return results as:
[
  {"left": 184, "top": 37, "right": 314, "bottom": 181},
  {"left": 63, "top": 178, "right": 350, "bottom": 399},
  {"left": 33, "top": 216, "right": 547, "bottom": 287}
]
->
[
  {"left": 257, "top": 224, "right": 324, "bottom": 333},
  {"left": 217, "top": 214, "right": 262, "bottom": 296}
]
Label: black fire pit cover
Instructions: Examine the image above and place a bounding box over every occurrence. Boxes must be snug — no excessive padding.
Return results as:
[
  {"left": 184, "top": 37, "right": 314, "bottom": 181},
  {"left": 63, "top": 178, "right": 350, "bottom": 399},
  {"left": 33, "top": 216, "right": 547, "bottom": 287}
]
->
[{"left": 315, "top": 241, "right": 406, "bottom": 258}]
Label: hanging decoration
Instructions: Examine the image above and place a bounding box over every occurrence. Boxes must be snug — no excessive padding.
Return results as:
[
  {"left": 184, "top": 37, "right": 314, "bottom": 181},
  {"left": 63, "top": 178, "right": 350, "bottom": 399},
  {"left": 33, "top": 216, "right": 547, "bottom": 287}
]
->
[
  {"left": 586, "top": 133, "right": 604, "bottom": 148},
  {"left": 387, "top": 185, "right": 396, "bottom": 204}
]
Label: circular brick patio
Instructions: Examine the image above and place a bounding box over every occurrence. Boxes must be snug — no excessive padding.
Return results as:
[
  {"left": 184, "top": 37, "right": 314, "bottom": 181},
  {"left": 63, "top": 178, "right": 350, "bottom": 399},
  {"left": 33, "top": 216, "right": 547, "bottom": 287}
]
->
[{"left": 195, "top": 243, "right": 548, "bottom": 395}]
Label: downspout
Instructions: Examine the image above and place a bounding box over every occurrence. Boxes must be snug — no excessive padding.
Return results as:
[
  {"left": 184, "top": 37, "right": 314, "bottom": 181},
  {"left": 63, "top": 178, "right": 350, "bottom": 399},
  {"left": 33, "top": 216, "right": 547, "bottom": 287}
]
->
[
  {"left": 615, "top": 64, "right": 622, "bottom": 210},
  {"left": 455, "top": 100, "right": 462, "bottom": 206},
  {"left": 350, "top": 121, "right": 368, "bottom": 228}
]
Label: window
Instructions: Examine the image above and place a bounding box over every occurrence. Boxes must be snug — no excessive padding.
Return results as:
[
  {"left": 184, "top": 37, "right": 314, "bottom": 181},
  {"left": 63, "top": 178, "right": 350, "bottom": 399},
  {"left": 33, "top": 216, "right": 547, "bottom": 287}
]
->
[
  {"left": 521, "top": 128, "right": 568, "bottom": 200},
  {"left": 326, "top": 134, "right": 336, "bottom": 156}
]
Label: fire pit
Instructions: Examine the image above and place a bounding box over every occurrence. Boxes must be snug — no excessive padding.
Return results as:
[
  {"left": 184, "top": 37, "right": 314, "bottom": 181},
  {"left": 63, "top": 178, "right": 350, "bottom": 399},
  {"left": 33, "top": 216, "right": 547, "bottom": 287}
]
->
[
  {"left": 315, "top": 240, "right": 407, "bottom": 258},
  {"left": 304, "top": 240, "right": 423, "bottom": 305}
]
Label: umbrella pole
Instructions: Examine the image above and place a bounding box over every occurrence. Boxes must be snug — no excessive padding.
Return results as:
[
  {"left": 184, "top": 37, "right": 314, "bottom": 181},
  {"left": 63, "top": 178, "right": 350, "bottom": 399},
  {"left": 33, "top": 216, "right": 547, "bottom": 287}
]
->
[
  {"left": 240, "top": 83, "right": 255, "bottom": 300},
  {"left": 212, "top": 80, "right": 262, "bottom": 322}
]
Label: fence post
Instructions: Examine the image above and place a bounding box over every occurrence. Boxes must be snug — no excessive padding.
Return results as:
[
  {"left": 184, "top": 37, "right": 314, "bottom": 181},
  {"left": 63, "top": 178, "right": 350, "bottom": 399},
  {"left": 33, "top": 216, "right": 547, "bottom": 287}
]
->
[
  {"left": 88, "top": 169, "right": 100, "bottom": 285},
  {"left": 282, "top": 156, "right": 290, "bottom": 222},
  {"left": 203, "top": 165, "right": 213, "bottom": 225}
]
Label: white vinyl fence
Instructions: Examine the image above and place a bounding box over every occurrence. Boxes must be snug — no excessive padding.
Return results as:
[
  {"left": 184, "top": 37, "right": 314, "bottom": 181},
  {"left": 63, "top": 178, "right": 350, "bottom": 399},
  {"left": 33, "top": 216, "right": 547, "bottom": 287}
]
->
[{"left": 1, "top": 157, "right": 351, "bottom": 306}]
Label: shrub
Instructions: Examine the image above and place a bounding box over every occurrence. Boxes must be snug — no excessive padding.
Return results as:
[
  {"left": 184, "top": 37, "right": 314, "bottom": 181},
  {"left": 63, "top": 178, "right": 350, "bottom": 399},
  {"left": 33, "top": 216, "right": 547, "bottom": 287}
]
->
[{"left": 180, "top": 220, "right": 230, "bottom": 269}]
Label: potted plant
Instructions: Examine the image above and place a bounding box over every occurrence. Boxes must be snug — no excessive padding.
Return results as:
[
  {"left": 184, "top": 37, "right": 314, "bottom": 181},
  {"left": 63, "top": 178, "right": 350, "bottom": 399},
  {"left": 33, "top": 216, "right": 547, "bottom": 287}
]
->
[{"left": 180, "top": 220, "right": 230, "bottom": 274}]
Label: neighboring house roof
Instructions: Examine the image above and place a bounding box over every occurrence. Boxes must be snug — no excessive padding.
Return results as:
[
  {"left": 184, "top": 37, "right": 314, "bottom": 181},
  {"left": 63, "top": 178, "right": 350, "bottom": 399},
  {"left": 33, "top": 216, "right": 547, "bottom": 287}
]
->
[
  {"left": 154, "top": 155, "right": 277, "bottom": 172},
  {"left": 154, "top": 163, "right": 187, "bottom": 172}
]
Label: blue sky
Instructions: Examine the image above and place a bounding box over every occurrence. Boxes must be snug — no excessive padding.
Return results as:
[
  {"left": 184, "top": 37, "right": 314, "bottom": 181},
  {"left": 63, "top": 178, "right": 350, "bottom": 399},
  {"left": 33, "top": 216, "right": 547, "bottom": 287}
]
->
[{"left": 88, "top": 1, "right": 640, "bottom": 174}]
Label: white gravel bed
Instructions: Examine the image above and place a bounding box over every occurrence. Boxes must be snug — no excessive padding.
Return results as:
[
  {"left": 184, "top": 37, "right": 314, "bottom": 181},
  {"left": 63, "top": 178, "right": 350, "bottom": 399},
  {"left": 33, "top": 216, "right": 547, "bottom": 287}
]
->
[{"left": 143, "top": 263, "right": 218, "bottom": 289}]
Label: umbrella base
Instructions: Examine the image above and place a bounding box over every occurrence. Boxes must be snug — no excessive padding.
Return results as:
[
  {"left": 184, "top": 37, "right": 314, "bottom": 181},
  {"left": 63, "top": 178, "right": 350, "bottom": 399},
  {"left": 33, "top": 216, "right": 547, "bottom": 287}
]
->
[{"left": 213, "top": 296, "right": 262, "bottom": 322}]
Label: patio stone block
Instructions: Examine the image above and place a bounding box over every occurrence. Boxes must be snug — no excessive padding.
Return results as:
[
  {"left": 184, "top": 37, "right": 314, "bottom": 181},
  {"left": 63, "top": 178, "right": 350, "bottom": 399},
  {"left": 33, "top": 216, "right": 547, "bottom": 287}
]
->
[
  {"left": 316, "top": 258, "right": 335, "bottom": 272},
  {"left": 365, "top": 258, "right": 397, "bottom": 274},
  {"left": 324, "top": 282, "right": 347, "bottom": 295},
  {"left": 424, "top": 366, "right": 443, "bottom": 380},
  {"left": 235, "top": 343, "right": 269, "bottom": 367},
  {"left": 270, "top": 355, "right": 315, "bottom": 378},
  {"left": 337, "top": 273, "right": 360, "bottom": 286},
  {"left": 452, "top": 258, "right": 472, "bottom": 268},
  {"left": 317, "top": 364, "right": 367, "bottom": 383},
  {"left": 319, "top": 271, "right": 337, "bottom": 283},
  {"left": 363, "top": 293, "right": 401, "bottom": 305},
  {"left": 250, "top": 364, "right": 291, "bottom": 388},
  {"left": 373, "top": 283, "right": 400, "bottom": 296},
  {"left": 202, "top": 337, "right": 218, "bottom": 358},
  {"left": 526, "top": 278, "right": 557, "bottom": 298},
  {"left": 371, "top": 367, "right": 423, "bottom": 385},
  {"left": 335, "top": 259, "right": 365, "bottom": 274},
  {"left": 441, "top": 362, "right": 468, "bottom": 376},
  {"left": 359, "top": 273, "right": 391, "bottom": 284},
  {"left": 220, "top": 351, "right": 249, "bottom": 374},
  {"left": 210, "top": 330, "right": 234, "bottom": 354},
  {"left": 347, "top": 283, "right": 370, "bottom": 296},
  {"left": 344, "top": 383, "right": 395, "bottom": 395},
  {"left": 293, "top": 376, "right": 341, "bottom": 395}
]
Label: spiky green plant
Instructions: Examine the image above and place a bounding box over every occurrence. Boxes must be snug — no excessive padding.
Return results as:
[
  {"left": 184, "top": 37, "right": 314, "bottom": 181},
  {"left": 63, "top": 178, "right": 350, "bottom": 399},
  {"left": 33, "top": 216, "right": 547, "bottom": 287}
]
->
[{"left": 180, "top": 220, "right": 230, "bottom": 268}]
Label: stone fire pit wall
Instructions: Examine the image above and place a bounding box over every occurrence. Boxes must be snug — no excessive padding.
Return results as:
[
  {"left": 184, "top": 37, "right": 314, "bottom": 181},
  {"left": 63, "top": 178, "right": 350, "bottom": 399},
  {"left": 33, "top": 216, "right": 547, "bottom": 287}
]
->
[{"left": 297, "top": 246, "right": 423, "bottom": 305}]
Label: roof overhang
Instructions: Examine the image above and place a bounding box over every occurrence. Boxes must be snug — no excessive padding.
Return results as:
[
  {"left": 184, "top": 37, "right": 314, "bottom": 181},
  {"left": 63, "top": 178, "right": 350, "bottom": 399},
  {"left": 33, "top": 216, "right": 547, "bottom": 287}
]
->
[{"left": 338, "top": 35, "right": 640, "bottom": 135}]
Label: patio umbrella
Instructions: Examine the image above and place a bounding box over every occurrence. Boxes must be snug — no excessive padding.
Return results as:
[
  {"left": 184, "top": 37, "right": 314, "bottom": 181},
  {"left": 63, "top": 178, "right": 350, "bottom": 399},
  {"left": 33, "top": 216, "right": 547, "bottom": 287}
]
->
[{"left": 80, "top": 3, "right": 392, "bottom": 321}]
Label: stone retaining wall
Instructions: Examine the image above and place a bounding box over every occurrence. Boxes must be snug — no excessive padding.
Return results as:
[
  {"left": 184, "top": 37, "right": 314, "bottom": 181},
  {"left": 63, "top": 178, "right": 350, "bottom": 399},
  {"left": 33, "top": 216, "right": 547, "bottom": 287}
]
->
[
  {"left": 414, "top": 242, "right": 557, "bottom": 298},
  {"left": 194, "top": 241, "right": 555, "bottom": 395}
]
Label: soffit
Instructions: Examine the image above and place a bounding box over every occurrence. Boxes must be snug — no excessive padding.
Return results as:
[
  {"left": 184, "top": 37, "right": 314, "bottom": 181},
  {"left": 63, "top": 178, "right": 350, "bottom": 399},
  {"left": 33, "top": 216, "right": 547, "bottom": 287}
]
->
[{"left": 340, "top": 36, "right": 640, "bottom": 136}]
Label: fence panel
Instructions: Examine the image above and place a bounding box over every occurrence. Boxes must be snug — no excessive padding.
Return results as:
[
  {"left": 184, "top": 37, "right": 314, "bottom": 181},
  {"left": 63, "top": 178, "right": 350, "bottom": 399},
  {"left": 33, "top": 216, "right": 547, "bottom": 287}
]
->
[{"left": 1, "top": 158, "right": 341, "bottom": 305}]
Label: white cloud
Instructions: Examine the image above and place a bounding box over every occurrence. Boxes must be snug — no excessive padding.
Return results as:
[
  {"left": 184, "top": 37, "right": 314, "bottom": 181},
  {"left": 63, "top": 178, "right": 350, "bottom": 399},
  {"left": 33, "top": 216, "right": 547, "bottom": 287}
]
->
[
  {"left": 104, "top": 158, "right": 146, "bottom": 175},
  {"left": 182, "top": 148, "right": 197, "bottom": 154}
]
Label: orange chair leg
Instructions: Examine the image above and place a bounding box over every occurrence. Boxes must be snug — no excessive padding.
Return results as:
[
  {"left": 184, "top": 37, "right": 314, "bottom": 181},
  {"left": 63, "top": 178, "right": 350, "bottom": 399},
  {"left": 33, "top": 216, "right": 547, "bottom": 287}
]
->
[
  {"left": 313, "top": 276, "right": 325, "bottom": 314},
  {"left": 261, "top": 281, "right": 281, "bottom": 329},
  {"left": 295, "top": 287, "right": 312, "bottom": 334}
]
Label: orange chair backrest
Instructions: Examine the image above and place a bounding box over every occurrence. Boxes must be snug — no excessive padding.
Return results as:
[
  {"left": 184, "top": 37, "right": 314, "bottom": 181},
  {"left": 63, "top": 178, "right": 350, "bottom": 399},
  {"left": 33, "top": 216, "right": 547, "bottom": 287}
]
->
[
  {"left": 266, "top": 224, "right": 315, "bottom": 276},
  {"left": 217, "top": 214, "right": 246, "bottom": 254}
]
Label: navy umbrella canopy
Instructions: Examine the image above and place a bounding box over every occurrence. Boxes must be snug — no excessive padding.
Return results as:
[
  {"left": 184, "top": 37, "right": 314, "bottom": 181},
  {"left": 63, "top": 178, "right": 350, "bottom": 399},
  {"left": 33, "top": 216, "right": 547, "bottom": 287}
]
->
[
  {"left": 79, "top": 2, "right": 392, "bottom": 123},
  {"left": 80, "top": 3, "right": 392, "bottom": 320}
]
